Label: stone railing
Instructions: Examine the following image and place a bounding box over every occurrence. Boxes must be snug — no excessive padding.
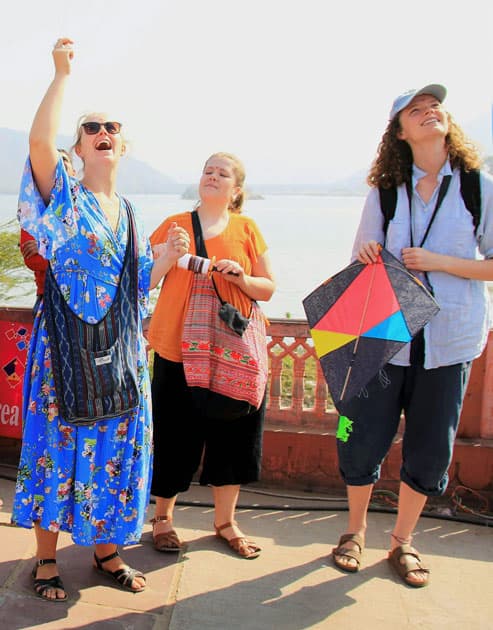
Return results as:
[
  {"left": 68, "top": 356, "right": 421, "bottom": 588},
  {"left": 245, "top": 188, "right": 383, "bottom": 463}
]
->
[
  {"left": 265, "top": 318, "right": 493, "bottom": 440},
  {"left": 265, "top": 318, "right": 337, "bottom": 431},
  {"left": 1, "top": 307, "right": 492, "bottom": 494}
]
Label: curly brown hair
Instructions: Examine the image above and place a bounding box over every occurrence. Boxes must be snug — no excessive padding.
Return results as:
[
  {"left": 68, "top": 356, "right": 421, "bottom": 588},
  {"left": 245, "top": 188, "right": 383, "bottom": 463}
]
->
[{"left": 367, "top": 113, "right": 482, "bottom": 189}]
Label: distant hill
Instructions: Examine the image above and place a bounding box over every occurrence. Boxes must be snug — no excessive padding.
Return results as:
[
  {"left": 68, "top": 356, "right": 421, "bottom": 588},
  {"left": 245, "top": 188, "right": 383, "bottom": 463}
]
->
[
  {"left": 3, "top": 108, "right": 490, "bottom": 196},
  {"left": 181, "top": 185, "right": 263, "bottom": 200},
  {"left": 462, "top": 111, "right": 493, "bottom": 156},
  {"left": 323, "top": 109, "right": 493, "bottom": 197},
  {"left": 324, "top": 169, "right": 369, "bottom": 197},
  {"left": 249, "top": 175, "right": 369, "bottom": 197},
  {"left": 0, "top": 128, "right": 184, "bottom": 194}
]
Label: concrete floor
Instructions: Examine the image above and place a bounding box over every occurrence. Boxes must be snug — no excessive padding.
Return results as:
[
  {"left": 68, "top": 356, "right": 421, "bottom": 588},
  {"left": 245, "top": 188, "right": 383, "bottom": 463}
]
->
[{"left": 0, "top": 467, "right": 492, "bottom": 629}]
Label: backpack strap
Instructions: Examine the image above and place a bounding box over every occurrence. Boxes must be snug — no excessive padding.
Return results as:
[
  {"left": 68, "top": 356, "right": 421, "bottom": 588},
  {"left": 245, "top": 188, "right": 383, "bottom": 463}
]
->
[
  {"left": 379, "top": 167, "right": 482, "bottom": 238},
  {"left": 378, "top": 186, "right": 398, "bottom": 240},
  {"left": 459, "top": 167, "right": 481, "bottom": 234}
]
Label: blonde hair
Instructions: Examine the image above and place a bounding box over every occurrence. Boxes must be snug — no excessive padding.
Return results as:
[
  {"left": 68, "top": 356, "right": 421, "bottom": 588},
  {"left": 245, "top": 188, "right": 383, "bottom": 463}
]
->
[
  {"left": 70, "top": 113, "right": 127, "bottom": 169},
  {"left": 204, "top": 152, "right": 246, "bottom": 213}
]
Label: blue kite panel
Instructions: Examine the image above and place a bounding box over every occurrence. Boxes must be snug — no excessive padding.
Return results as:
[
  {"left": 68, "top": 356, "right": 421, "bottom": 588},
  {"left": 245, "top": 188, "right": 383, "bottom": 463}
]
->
[{"left": 361, "top": 310, "right": 412, "bottom": 342}]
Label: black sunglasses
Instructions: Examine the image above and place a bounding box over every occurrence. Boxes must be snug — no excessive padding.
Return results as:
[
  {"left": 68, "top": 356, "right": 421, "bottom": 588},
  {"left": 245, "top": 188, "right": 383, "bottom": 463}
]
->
[{"left": 81, "top": 121, "right": 122, "bottom": 135}]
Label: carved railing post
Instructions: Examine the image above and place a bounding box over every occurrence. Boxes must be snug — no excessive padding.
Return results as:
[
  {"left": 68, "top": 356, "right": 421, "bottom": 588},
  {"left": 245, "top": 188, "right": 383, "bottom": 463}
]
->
[{"left": 267, "top": 335, "right": 283, "bottom": 412}]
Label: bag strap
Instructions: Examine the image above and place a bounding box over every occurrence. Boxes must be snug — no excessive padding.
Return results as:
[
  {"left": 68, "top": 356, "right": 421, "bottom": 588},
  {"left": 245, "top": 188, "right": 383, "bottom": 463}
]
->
[
  {"left": 191, "top": 210, "right": 226, "bottom": 305},
  {"left": 191, "top": 208, "right": 208, "bottom": 257},
  {"left": 410, "top": 175, "right": 451, "bottom": 248},
  {"left": 380, "top": 165, "right": 481, "bottom": 238},
  {"left": 379, "top": 186, "right": 398, "bottom": 240},
  {"left": 460, "top": 168, "right": 481, "bottom": 234},
  {"left": 120, "top": 196, "right": 139, "bottom": 312}
]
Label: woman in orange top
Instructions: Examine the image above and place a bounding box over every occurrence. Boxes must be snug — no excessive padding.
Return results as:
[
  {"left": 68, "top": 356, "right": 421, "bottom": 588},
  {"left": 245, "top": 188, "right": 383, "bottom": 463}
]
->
[{"left": 148, "top": 152, "right": 275, "bottom": 558}]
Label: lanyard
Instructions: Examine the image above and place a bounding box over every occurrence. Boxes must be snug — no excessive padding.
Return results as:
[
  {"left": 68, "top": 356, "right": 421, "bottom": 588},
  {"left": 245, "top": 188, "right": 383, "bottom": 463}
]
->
[
  {"left": 405, "top": 174, "right": 451, "bottom": 248},
  {"left": 405, "top": 174, "right": 451, "bottom": 293}
]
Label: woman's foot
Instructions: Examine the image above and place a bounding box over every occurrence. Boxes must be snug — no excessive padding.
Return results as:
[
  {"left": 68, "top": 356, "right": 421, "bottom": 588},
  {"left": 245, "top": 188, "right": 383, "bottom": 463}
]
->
[
  {"left": 332, "top": 533, "right": 365, "bottom": 572},
  {"left": 214, "top": 521, "right": 261, "bottom": 559},
  {"left": 389, "top": 534, "right": 429, "bottom": 587},
  {"left": 93, "top": 547, "right": 146, "bottom": 592},
  {"left": 150, "top": 516, "right": 183, "bottom": 552},
  {"left": 32, "top": 559, "right": 67, "bottom": 602}
]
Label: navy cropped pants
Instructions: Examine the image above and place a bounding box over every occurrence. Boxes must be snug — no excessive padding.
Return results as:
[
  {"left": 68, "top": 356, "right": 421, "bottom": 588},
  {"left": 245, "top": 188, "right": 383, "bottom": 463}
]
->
[{"left": 337, "top": 336, "right": 471, "bottom": 497}]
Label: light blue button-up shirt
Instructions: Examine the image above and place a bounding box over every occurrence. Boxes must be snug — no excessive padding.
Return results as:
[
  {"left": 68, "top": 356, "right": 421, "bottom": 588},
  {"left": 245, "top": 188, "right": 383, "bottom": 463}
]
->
[{"left": 352, "top": 161, "right": 493, "bottom": 369}]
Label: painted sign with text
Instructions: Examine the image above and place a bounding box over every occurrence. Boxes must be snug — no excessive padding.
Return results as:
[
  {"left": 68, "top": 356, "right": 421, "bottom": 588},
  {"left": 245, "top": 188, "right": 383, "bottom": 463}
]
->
[{"left": 0, "top": 320, "right": 32, "bottom": 438}]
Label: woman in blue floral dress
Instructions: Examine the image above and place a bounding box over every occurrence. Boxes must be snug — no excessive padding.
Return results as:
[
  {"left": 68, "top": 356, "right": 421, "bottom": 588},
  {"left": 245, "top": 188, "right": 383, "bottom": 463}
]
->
[{"left": 12, "top": 38, "right": 187, "bottom": 602}]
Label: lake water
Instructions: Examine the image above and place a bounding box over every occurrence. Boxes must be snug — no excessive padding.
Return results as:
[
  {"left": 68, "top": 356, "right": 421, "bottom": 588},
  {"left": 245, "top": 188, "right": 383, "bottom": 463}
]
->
[{"left": 0, "top": 193, "right": 364, "bottom": 318}]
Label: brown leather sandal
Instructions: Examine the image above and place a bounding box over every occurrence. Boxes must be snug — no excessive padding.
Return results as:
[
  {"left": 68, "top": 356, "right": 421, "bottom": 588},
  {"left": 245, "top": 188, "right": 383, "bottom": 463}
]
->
[
  {"left": 388, "top": 544, "right": 430, "bottom": 588},
  {"left": 150, "top": 516, "right": 183, "bottom": 552},
  {"left": 214, "top": 521, "right": 261, "bottom": 560},
  {"left": 332, "top": 533, "right": 364, "bottom": 573}
]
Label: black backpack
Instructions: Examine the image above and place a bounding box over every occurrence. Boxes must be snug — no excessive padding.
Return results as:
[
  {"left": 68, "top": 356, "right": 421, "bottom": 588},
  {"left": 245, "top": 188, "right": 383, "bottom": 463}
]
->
[{"left": 379, "top": 167, "right": 481, "bottom": 237}]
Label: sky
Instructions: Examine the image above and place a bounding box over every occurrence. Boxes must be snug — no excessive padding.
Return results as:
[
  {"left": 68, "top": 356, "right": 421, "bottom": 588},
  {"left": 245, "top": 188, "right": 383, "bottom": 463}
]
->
[{"left": 2, "top": 0, "right": 493, "bottom": 185}]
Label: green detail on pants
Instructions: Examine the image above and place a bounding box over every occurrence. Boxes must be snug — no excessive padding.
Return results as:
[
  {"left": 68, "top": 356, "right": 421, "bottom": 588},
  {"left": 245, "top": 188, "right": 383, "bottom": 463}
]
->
[{"left": 336, "top": 415, "right": 353, "bottom": 442}]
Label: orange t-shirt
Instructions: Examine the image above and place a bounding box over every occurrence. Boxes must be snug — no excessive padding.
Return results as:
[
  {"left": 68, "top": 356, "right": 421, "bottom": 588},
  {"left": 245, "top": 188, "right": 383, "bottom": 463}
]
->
[{"left": 148, "top": 211, "right": 268, "bottom": 362}]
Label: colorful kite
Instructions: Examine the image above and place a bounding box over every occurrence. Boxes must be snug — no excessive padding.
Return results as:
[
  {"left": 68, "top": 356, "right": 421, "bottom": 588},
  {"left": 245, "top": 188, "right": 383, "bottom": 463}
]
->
[{"left": 302, "top": 248, "right": 439, "bottom": 415}]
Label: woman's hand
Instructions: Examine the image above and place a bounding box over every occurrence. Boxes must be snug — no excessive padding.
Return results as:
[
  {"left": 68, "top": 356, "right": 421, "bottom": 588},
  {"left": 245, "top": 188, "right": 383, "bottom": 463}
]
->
[
  {"left": 165, "top": 222, "right": 190, "bottom": 262},
  {"left": 52, "top": 38, "right": 74, "bottom": 76},
  {"left": 213, "top": 253, "right": 275, "bottom": 302},
  {"left": 214, "top": 259, "right": 244, "bottom": 283},
  {"left": 151, "top": 243, "right": 166, "bottom": 260},
  {"left": 152, "top": 223, "right": 190, "bottom": 263},
  {"left": 356, "top": 240, "right": 381, "bottom": 264},
  {"left": 150, "top": 223, "right": 191, "bottom": 289},
  {"left": 402, "top": 247, "right": 440, "bottom": 272}
]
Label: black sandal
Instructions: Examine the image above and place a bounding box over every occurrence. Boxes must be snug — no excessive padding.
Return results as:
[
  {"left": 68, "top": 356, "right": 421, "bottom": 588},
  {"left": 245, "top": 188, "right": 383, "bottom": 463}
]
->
[
  {"left": 32, "top": 558, "right": 68, "bottom": 602},
  {"left": 93, "top": 549, "right": 146, "bottom": 593}
]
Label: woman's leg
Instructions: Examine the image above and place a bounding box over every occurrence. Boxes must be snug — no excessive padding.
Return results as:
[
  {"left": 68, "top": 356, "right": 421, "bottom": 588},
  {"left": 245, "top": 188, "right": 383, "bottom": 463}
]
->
[
  {"left": 151, "top": 495, "right": 184, "bottom": 551},
  {"left": 201, "top": 403, "right": 265, "bottom": 556},
  {"left": 150, "top": 355, "right": 205, "bottom": 550},
  {"left": 333, "top": 484, "right": 373, "bottom": 570},
  {"left": 33, "top": 524, "right": 65, "bottom": 601},
  {"left": 212, "top": 484, "right": 241, "bottom": 537},
  {"left": 392, "top": 360, "right": 472, "bottom": 585},
  {"left": 390, "top": 482, "right": 428, "bottom": 585},
  {"left": 212, "top": 484, "right": 260, "bottom": 558},
  {"left": 335, "top": 365, "right": 404, "bottom": 569},
  {"left": 153, "top": 495, "right": 179, "bottom": 525}
]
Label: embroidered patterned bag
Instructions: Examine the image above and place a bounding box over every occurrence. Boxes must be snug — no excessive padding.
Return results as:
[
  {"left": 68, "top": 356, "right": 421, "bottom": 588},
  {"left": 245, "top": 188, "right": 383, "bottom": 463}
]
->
[
  {"left": 182, "top": 274, "right": 268, "bottom": 419},
  {"left": 43, "top": 199, "right": 140, "bottom": 425},
  {"left": 181, "top": 211, "right": 268, "bottom": 419}
]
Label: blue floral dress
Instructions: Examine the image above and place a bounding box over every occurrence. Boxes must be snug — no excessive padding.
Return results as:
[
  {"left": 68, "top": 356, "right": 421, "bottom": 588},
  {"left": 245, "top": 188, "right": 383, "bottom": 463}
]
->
[{"left": 12, "top": 157, "right": 154, "bottom": 546}]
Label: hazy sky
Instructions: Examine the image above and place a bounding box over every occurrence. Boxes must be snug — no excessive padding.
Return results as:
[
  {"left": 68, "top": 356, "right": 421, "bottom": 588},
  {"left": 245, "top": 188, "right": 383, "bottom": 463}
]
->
[{"left": 2, "top": 0, "right": 493, "bottom": 185}]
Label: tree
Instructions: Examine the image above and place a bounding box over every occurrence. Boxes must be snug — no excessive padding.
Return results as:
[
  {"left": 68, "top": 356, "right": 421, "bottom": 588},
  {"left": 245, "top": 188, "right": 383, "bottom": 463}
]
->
[{"left": 0, "top": 220, "right": 34, "bottom": 301}]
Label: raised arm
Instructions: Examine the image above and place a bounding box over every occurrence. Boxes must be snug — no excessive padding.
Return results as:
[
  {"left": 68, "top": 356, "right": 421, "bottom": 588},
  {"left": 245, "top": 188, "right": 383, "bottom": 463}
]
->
[{"left": 29, "top": 37, "right": 74, "bottom": 204}]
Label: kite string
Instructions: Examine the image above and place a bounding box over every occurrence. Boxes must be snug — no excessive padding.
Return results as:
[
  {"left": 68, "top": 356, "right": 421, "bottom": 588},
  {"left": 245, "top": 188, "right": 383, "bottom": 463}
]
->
[{"left": 339, "top": 260, "right": 379, "bottom": 401}]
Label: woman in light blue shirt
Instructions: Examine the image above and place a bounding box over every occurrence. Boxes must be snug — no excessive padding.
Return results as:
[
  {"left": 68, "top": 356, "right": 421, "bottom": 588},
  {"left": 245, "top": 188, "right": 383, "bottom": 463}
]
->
[{"left": 332, "top": 84, "right": 493, "bottom": 588}]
